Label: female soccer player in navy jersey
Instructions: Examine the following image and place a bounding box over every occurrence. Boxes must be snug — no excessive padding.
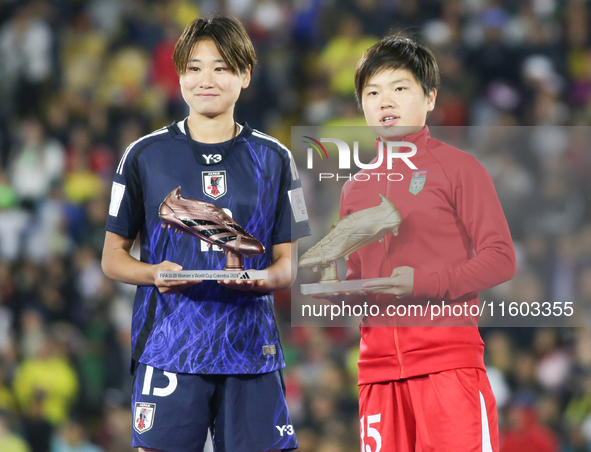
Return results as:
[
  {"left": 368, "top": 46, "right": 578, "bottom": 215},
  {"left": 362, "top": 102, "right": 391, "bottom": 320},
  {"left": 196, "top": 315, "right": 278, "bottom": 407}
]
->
[{"left": 102, "top": 17, "right": 310, "bottom": 452}]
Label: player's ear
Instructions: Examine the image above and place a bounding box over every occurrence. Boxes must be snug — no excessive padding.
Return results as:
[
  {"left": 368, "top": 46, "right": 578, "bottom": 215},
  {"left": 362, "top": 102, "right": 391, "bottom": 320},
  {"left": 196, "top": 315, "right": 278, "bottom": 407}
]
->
[
  {"left": 426, "top": 89, "right": 437, "bottom": 112},
  {"left": 241, "top": 65, "right": 252, "bottom": 89}
]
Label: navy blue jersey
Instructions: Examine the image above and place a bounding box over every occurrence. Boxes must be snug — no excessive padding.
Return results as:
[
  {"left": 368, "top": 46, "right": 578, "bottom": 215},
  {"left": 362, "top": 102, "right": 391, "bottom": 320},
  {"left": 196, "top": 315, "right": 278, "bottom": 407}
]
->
[{"left": 106, "top": 120, "right": 311, "bottom": 374}]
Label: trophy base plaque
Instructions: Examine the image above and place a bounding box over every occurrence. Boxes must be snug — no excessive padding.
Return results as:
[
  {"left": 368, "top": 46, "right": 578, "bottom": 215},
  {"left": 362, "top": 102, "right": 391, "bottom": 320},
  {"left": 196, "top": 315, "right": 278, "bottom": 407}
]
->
[
  {"left": 158, "top": 270, "right": 268, "bottom": 281},
  {"left": 300, "top": 277, "right": 392, "bottom": 295}
]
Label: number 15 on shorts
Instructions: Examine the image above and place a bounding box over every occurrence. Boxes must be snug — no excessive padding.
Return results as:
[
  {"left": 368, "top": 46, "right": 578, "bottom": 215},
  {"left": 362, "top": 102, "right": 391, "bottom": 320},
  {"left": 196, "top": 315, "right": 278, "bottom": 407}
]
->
[{"left": 360, "top": 414, "right": 382, "bottom": 452}]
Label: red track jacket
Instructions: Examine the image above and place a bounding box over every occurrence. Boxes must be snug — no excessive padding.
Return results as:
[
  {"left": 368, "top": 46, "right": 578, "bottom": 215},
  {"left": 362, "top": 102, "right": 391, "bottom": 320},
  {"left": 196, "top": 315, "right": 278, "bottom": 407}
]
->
[{"left": 340, "top": 126, "right": 516, "bottom": 385}]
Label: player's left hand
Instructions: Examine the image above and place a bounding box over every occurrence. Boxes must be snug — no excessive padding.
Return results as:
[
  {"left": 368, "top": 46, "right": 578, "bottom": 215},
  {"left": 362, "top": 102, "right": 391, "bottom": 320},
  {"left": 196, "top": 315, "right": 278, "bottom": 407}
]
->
[
  {"left": 362, "top": 266, "right": 414, "bottom": 298},
  {"left": 218, "top": 272, "right": 268, "bottom": 292}
]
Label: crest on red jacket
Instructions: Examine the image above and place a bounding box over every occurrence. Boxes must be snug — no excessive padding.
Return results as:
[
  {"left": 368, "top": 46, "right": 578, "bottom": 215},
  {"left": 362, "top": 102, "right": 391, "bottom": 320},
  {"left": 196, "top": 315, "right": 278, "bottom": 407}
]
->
[{"left": 409, "top": 170, "right": 427, "bottom": 195}]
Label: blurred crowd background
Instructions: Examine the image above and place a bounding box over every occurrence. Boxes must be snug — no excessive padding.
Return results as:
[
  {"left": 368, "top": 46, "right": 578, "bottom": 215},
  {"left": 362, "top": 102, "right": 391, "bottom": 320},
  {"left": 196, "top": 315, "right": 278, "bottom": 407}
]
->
[{"left": 0, "top": 0, "right": 590, "bottom": 451}]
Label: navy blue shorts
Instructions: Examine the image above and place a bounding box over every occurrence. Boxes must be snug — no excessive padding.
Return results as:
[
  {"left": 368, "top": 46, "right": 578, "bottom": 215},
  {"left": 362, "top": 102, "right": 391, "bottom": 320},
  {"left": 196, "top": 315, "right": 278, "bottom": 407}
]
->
[{"left": 131, "top": 363, "right": 297, "bottom": 452}]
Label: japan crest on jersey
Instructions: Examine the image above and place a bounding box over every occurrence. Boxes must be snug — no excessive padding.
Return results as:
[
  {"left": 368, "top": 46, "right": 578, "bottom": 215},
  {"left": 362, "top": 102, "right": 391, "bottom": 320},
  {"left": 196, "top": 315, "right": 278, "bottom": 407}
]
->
[
  {"left": 409, "top": 170, "right": 427, "bottom": 195},
  {"left": 134, "top": 402, "right": 156, "bottom": 434},
  {"left": 202, "top": 171, "right": 227, "bottom": 200}
]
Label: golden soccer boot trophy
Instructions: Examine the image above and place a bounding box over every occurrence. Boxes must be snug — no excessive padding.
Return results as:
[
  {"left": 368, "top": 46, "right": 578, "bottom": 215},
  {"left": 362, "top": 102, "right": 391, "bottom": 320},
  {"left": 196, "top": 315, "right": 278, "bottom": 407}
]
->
[{"left": 299, "top": 195, "right": 401, "bottom": 293}]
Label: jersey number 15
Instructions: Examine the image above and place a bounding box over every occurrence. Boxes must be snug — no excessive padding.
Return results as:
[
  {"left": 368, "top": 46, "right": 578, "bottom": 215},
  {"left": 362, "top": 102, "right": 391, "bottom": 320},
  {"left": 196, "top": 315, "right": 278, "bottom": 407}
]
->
[{"left": 360, "top": 414, "right": 382, "bottom": 452}]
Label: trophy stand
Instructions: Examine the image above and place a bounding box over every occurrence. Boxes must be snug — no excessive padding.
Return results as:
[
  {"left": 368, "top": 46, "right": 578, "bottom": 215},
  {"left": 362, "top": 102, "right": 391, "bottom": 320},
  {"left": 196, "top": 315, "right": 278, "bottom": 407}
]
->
[
  {"left": 316, "top": 261, "right": 340, "bottom": 284},
  {"left": 157, "top": 243, "right": 268, "bottom": 281},
  {"left": 157, "top": 241, "right": 269, "bottom": 280},
  {"left": 300, "top": 277, "right": 393, "bottom": 295},
  {"left": 224, "top": 250, "right": 246, "bottom": 271},
  {"left": 301, "top": 259, "right": 391, "bottom": 296}
]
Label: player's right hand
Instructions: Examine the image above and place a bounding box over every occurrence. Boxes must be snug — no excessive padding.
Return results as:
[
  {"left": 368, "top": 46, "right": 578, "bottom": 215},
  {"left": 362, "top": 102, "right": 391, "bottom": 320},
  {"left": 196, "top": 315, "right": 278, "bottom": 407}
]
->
[{"left": 153, "top": 260, "right": 202, "bottom": 294}]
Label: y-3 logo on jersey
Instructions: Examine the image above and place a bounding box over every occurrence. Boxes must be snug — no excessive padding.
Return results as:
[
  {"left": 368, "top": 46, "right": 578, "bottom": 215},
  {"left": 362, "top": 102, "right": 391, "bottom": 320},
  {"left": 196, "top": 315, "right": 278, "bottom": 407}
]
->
[
  {"left": 203, "top": 154, "right": 222, "bottom": 164},
  {"left": 276, "top": 424, "right": 294, "bottom": 436}
]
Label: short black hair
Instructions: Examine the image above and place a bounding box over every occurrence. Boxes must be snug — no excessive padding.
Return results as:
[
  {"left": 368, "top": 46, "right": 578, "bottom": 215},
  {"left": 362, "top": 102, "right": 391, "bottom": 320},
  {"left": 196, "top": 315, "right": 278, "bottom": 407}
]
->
[
  {"left": 173, "top": 17, "right": 256, "bottom": 76},
  {"left": 354, "top": 33, "right": 440, "bottom": 106}
]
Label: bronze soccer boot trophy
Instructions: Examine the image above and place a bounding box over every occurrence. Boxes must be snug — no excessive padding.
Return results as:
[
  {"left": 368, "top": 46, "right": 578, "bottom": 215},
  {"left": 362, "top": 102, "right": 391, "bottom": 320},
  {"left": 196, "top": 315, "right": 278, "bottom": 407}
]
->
[{"left": 159, "top": 187, "right": 264, "bottom": 271}]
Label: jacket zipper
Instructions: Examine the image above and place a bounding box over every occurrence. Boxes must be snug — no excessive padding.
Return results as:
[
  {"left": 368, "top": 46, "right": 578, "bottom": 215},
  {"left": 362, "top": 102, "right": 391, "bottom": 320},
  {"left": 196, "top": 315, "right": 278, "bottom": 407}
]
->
[{"left": 385, "top": 156, "right": 404, "bottom": 379}]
